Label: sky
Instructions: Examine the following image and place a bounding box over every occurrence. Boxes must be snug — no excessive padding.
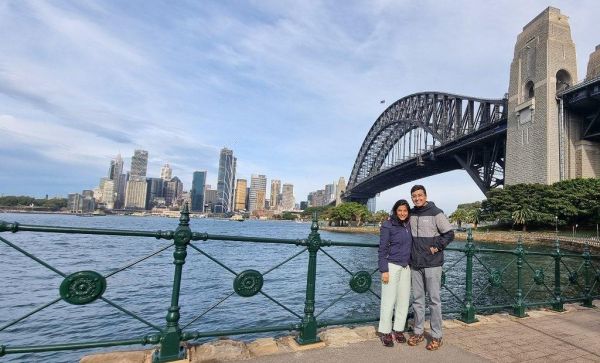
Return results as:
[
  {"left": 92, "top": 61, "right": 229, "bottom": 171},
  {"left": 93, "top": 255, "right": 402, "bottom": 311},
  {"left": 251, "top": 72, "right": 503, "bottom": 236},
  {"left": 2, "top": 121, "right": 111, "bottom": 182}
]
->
[{"left": 1, "top": 1, "right": 599, "bottom": 214}]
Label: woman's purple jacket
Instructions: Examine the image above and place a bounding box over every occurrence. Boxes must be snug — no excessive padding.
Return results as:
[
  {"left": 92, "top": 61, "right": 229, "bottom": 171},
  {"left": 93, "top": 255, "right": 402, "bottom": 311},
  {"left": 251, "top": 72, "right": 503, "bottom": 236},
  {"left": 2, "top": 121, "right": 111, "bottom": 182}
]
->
[{"left": 378, "top": 217, "right": 413, "bottom": 272}]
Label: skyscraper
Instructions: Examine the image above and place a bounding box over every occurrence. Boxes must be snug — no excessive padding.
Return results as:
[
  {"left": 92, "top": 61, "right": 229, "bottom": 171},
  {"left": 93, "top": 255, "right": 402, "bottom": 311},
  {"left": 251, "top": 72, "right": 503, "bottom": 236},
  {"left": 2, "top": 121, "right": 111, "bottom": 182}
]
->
[
  {"left": 281, "top": 183, "right": 295, "bottom": 211},
  {"left": 249, "top": 174, "right": 267, "bottom": 212},
  {"left": 270, "top": 179, "right": 281, "bottom": 210},
  {"left": 125, "top": 149, "right": 149, "bottom": 209},
  {"left": 160, "top": 163, "right": 172, "bottom": 181},
  {"left": 146, "top": 178, "right": 165, "bottom": 210},
  {"left": 325, "top": 183, "right": 335, "bottom": 204},
  {"left": 215, "top": 148, "right": 236, "bottom": 213},
  {"left": 130, "top": 149, "right": 148, "bottom": 177},
  {"left": 335, "top": 177, "right": 346, "bottom": 206},
  {"left": 165, "top": 177, "right": 183, "bottom": 207},
  {"left": 234, "top": 179, "right": 247, "bottom": 211},
  {"left": 191, "top": 171, "right": 207, "bottom": 212},
  {"left": 108, "top": 154, "right": 124, "bottom": 180}
]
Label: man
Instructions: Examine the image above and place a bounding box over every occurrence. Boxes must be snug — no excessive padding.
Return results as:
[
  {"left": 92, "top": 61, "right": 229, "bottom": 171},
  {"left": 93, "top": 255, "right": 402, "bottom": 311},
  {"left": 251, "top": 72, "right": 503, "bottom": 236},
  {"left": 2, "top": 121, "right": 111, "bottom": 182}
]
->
[{"left": 407, "top": 184, "right": 454, "bottom": 350}]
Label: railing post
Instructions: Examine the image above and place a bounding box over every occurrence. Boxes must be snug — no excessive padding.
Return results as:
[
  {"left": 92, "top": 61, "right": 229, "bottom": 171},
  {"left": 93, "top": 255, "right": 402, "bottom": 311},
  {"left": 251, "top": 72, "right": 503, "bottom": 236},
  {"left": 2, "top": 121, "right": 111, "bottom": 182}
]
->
[
  {"left": 460, "top": 229, "right": 477, "bottom": 323},
  {"left": 296, "top": 212, "right": 321, "bottom": 345},
  {"left": 552, "top": 238, "right": 564, "bottom": 311},
  {"left": 512, "top": 237, "right": 527, "bottom": 318},
  {"left": 156, "top": 204, "right": 192, "bottom": 362},
  {"left": 582, "top": 242, "right": 594, "bottom": 308}
]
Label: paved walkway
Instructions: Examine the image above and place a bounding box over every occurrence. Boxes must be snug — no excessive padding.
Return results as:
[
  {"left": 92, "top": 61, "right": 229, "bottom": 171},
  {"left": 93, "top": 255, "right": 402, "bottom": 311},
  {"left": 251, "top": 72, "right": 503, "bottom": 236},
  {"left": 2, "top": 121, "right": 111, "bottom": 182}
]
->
[{"left": 232, "top": 300, "right": 600, "bottom": 363}]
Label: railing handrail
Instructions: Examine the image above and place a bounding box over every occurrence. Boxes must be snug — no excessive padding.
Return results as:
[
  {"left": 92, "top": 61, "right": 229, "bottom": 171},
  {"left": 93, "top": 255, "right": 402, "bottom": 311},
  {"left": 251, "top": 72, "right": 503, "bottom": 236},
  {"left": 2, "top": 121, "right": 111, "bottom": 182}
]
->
[{"left": 1, "top": 211, "right": 599, "bottom": 362}]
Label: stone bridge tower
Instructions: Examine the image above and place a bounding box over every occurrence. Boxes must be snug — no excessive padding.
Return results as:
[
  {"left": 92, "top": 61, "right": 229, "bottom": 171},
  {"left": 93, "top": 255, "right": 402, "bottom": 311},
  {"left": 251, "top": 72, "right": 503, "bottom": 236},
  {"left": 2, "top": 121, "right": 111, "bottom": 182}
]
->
[{"left": 505, "top": 7, "right": 578, "bottom": 185}]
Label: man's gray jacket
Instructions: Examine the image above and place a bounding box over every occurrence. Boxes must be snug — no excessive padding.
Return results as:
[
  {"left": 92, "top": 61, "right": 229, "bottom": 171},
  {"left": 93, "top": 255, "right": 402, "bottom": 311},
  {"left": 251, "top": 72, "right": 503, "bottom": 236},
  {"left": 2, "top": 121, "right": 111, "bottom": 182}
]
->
[{"left": 409, "top": 201, "right": 454, "bottom": 268}]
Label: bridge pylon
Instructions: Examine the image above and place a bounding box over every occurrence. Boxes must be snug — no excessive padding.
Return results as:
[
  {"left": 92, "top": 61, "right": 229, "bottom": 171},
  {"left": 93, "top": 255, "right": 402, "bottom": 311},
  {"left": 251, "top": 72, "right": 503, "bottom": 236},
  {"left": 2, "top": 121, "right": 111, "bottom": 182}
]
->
[{"left": 505, "top": 7, "right": 579, "bottom": 185}]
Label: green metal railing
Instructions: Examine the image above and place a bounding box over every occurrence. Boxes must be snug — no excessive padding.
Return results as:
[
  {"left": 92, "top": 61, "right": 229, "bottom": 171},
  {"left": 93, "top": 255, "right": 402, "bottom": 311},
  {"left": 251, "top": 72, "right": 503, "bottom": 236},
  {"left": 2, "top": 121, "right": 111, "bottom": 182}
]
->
[{"left": 1, "top": 206, "right": 599, "bottom": 362}]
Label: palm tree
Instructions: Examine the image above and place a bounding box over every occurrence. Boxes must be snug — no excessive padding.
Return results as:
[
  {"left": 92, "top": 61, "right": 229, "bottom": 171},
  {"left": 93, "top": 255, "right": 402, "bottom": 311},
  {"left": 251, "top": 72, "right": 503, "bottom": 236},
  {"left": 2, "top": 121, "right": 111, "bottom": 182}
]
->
[
  {"left": 450, "top": 209, "right": 468, "bottom": 228},
  {"left": 466, "top": 209, "right": 482, "bottom": 230},
  {"left": 512, "top": 206, "right": 535, "bottom": 232}
]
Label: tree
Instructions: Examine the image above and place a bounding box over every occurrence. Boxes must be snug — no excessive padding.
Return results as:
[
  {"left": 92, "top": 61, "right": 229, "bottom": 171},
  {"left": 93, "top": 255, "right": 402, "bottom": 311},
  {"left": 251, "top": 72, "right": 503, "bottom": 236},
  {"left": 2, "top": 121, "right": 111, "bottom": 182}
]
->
[
  {"left": 512, "top": 206, "right": 536, "bottom": 232},
  {"left": 466, "top": 209, "right": 482, "bottom": 230},
  {"left": 450, "top": 208, "right": 468, "bottom": 228}
]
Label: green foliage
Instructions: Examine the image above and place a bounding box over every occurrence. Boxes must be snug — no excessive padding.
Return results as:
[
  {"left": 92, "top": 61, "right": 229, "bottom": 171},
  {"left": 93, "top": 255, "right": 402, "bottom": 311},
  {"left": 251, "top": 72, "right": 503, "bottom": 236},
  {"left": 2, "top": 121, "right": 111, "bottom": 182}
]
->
[
  {"left": 451, "top": 178, "right": 600, "bottom": 230},
  {"left": 327, "top": 202, "right": 371, "bottom": 226},
  {"left": 280, "top": 211, "right": 297, "bottom": 220},
  {"left": 0, "top": 195, "right": 67, "bottom": 211},
  {"left": 482, "top": 178, "right": 600, "bottom": 229}
]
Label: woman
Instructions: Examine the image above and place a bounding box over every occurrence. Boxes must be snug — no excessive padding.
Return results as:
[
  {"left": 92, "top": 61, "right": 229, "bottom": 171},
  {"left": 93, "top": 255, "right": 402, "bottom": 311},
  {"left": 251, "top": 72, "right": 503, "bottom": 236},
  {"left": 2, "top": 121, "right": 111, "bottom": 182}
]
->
[{"left": 377, "top": 199, "right": 412, "bottom": 347}]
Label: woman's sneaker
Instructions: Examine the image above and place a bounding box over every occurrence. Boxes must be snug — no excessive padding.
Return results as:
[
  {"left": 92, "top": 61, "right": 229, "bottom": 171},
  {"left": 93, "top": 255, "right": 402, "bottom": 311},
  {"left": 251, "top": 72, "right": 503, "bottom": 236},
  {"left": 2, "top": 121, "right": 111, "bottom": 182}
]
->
[
  {"left": 379, "top": 333, "right": 394, "bottom": 347},
  {"left": 392, "top": 331, "right": 406, "bottom": 343}
]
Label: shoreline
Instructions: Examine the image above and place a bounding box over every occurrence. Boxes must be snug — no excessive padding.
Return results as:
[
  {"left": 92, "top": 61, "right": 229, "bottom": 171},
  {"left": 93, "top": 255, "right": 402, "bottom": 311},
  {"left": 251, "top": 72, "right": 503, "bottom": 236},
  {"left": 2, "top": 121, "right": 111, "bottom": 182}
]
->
[{"left": 320, "top": 226, "right": 600, "bottom": 251}]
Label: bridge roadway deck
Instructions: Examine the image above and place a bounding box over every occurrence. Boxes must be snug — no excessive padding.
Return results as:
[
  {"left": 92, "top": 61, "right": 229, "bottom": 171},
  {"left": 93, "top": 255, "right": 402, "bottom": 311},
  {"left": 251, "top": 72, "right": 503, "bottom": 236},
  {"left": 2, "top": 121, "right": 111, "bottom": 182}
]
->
[{"left": 232, "top": 301, "right": 600, "bottom": 363}]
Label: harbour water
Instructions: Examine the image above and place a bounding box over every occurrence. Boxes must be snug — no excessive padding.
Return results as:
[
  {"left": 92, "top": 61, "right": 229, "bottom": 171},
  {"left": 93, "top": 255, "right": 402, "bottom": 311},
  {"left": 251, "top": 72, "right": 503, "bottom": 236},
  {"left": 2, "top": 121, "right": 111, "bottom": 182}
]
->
[{"left": 0, "top": 213, "right": 587, "bottom": 362}]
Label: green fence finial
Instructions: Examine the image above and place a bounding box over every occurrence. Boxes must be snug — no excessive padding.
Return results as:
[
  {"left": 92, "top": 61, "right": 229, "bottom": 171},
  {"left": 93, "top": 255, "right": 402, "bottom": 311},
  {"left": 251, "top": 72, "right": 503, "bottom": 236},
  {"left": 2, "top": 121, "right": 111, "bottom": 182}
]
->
[
  {"left": 179, "top": 203, "right": 190, "bottom": 226},
  {"left": 311, "top": 212, "right": 319, "bottom": 232}
]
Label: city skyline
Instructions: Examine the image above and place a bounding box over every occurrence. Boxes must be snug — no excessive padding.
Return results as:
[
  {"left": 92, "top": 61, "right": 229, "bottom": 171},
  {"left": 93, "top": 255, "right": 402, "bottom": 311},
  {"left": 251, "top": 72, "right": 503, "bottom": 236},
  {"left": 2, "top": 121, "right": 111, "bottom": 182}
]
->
[{"left": 1, "top": 2, "right": 599, "bottom": 214}]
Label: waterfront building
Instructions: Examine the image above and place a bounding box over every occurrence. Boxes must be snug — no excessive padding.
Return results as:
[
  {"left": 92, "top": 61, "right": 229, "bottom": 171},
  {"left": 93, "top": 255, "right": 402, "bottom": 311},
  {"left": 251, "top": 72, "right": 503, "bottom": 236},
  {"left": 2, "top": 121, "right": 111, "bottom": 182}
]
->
[
  {"left": 160, "top": 163, "right": 172, "bottom": 181},
  {"left": 234, "top": 179, "right": 247, "bottom": 211},
  {"left": 215, "top": 148, "right": 236, "bottom": 213},
  {"left": 249, "top": 174, "right": 267, "bottom": 212},
  {"left": 68, "top": 192, "right": 95, "bottom": 213},
  {"left": 146, "top": 178, "right": 165, "bottom": 210},
  {"left": 191, "top": 171, "right": 207, "bottom": 212},
  {"left": 335, "top": 177, "right": 346, "bottom": 206},
  {"left": 165, "top": 176, "right": 183, "bottom": 207},
  {"left": 101, "top": 179, "right": 116, "bottom": 209},
  {"left": 300, "top": 201, "right": 308, "bottom": 210},
  {"left": 270, "top": 179, "right": 281, "bottom": 210},
  {"left": 204, "top": 188, "right": 218, "bottom": 213},
  {"left": 125, "top": 176, "right": 148, "bottom": 209},
  {"left": 281, "top": 183, "right": 295, "bottom": 211}
]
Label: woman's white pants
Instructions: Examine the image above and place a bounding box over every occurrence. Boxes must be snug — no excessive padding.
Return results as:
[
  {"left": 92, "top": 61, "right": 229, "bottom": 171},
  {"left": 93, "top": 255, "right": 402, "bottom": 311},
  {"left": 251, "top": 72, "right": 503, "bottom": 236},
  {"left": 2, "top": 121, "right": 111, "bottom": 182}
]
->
[{"left": 378, "top": 262, "right": 411, "bottom": 334}]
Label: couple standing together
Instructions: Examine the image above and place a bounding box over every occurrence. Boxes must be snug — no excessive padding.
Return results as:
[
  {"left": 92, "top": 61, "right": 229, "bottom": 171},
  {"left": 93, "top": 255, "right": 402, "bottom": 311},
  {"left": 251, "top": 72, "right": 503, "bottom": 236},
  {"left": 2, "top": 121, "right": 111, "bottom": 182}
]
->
[{"left": 377, "top": 184, "right": 454, "bottom": 351}]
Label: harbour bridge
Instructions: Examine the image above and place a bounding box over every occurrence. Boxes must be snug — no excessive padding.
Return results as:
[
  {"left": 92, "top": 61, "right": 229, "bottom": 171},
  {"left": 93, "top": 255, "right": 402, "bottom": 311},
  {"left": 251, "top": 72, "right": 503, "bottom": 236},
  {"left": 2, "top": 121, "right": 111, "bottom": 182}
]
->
[
  {"left": 345, "top": 93, "right": 508, "bottom": 203},
  {"left": 344, "top": 7, "right": 600, "bottom": 203}
]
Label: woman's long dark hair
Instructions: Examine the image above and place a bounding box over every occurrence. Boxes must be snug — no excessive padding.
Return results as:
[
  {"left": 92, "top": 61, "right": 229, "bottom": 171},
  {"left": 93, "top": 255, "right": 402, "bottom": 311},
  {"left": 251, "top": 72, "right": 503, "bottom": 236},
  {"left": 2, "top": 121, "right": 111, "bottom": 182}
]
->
[{"left": 391, "top": 199, "right": 411, "bottom": 222}]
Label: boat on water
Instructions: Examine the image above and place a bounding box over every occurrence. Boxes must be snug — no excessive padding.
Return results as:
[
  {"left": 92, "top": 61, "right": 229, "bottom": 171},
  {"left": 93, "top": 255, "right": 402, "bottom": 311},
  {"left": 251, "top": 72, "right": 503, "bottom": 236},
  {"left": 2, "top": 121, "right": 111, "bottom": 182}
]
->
[{"left": 229, "top": 214, "right": 244, "bottom": 222}]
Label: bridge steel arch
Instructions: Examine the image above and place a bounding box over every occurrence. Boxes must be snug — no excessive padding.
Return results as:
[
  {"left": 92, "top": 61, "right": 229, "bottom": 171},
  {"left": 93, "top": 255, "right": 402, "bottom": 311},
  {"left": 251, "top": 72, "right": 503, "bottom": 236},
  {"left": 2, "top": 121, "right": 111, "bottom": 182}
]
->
[{"left": 345, "top": 92, "right": 507, "bottom": 203}]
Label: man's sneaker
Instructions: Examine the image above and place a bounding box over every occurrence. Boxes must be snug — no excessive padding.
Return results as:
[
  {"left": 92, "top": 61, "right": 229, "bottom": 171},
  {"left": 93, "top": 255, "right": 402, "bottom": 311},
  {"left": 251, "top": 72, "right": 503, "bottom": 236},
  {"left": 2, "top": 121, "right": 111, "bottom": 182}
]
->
[
  {"left": 392, "top": 331, "right": 406, "bottom": 343},
  {"left": 407, "top": 334, "right": 424, "bottom": 346},
  {"left": 379, "top": 333, "right": 394, "bottom": 347}
]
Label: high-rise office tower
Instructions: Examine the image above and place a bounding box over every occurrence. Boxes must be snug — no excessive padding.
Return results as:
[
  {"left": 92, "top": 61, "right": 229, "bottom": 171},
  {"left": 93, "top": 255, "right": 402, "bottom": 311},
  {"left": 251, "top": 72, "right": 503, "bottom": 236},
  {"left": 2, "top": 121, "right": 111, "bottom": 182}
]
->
[
  {"left": 191, "top": 171, "right": 207, "bottom": 212},
  {"left": 249, "top": 174, "right": 267, "bottom": 212},
  {"left": 124, "top": 178, "right": 148, "bottom": 209},
  {"left": 325, "top": 183, "right": 335, "bottom": 203},
  {"left": 130, "top": 149, "right": 148, "bottom": 177},
  {"left": 165, "top": 177, "right": 183, "bottom": 207},
  {"left": 335, "top": 177, "right": 346, "bottom": 206},
  {"left": 215, "top": 148, "right": 236, "bottom": 213},
  {"left": 281, "top": 183, "right": 295, "bottom": 211},
  {"left": 270, "top": 179, "right": 281, "bottom": 210},
  {"left": 160, "top": 163, "right": 172, "bottom": 181},
  {"left": 125, "top": 149, "right": 149, "bottom": 209},
  {"left": 146, "top": 178, "right": 165, "bottom": 210},
  {"left": 367, "top": 197, "right": 377, "bottom": 213},
  {"left": 204, "top": 188, "right": 218, "bottom": 213},
  {"left": 234, "top": 179, "right": 247, "bottom": 211},
  {"left": 98, "top": 154, "right": 124, "bottom": 210},
  {"left": 108, "top": 154, "right": 124, "bottom": 180}
]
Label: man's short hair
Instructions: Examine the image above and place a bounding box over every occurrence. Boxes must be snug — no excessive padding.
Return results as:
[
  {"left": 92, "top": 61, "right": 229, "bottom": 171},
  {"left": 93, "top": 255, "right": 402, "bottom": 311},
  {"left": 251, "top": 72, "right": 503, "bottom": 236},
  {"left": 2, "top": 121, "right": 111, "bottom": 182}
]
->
[{"left": 410, "top": 184, "right": 427, "bottom": 195}]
